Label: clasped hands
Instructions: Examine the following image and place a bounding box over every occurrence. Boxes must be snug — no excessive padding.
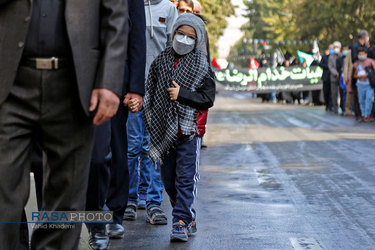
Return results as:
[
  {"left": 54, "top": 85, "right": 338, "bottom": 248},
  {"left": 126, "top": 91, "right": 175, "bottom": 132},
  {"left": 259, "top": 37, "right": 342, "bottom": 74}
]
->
[
  {"left": 123, "top": 93, "right": 143, "bottom": 113},
  {"left": 89, "top": 89, "right": 143, "bottom": 126}
]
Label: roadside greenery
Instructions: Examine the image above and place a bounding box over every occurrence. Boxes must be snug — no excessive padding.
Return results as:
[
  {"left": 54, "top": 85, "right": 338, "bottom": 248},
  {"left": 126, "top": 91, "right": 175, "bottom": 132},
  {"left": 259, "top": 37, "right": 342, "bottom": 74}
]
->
[
  {"left": 229, "top": 0, "right": 375, "bottom": 64},
  {"left": 200, "top": 0, "right": 235, "bottom": 57}
]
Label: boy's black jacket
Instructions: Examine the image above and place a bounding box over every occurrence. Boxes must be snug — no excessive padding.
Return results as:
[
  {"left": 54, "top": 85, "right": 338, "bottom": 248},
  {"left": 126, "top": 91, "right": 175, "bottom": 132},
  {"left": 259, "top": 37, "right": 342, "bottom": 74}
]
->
[{"left": 177, "top": 70, "right": 216, "bottom": 110}]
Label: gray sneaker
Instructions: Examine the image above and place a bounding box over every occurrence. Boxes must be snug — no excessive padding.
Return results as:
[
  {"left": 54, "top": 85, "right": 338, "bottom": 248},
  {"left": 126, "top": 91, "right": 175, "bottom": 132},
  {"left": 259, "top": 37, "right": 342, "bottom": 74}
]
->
[
  {"left": 146, "top": 206, "right": 167, "bottom": 225},
  {"left": 107, "top": 224, "right": 125, "bottom": 239},
  {"left": 123, "top": 203, "right": 137, "bottom": 221},
  {"left": 187, "top": 220, "right": 197, "bottom": 236}
]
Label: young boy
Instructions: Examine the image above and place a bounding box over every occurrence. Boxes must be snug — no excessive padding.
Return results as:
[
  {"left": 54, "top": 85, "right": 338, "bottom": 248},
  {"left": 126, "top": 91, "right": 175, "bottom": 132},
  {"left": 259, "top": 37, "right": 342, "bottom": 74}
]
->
[
  {"left": 142, "top": 13, "right": 215, "bottom": 242},
  {"left": 351, "top": 47, "right": 375, "bottom": 122}
]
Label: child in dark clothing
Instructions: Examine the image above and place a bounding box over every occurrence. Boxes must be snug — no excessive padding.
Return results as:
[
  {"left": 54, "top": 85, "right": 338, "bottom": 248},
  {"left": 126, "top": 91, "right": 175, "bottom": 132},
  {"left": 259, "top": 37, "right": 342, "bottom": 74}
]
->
[{"left": 142, "top": 13, "right": 215, "bottom": 242}]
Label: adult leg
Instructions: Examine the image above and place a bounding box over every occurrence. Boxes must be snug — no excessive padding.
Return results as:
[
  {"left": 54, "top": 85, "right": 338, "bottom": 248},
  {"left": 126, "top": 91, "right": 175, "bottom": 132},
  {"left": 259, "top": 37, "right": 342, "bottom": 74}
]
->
[
  {"left": 106, "top": 104, "right": 129, "bottom": 225},
  {"left": 126, "top": 112, "right": 144, "bottom": 206},
  {"left": 31, "top": 68, "right": 95, "bottom": 250},
  {"left": 345, "top": 91, "right": 353, "bottom": 115},
  {"left": 339, "top": 88, "right": 346, "bottom": 113},
  {"left": 0, "top": 66, "right": 36, "bottom": 250},
  {"left": 31, "top": 142, "right": 44, "bottom": 210},
  {"left": 146, "top": 127, "right": 167, "bottom": 225},
  {"left": 85, "top": 121, "right": 112, "bottom": 234},
  {"left": 145, "top": 128, "right": 164, "bottom": 210},
  {"left": 138, "top": 126, "right": 152, "bottom": 204},
  {"left": 331, "top": 81, "right": 339, "bottom": 113},
  {"left": 323, "top": 81, "right": 331, "bottom": 110}
]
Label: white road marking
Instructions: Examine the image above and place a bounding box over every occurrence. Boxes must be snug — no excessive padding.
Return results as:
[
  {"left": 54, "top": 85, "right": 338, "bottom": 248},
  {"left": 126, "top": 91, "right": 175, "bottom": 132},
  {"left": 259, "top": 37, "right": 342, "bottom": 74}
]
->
[{"left": 290, "top": 237, "right": 323, "bottom": 250}]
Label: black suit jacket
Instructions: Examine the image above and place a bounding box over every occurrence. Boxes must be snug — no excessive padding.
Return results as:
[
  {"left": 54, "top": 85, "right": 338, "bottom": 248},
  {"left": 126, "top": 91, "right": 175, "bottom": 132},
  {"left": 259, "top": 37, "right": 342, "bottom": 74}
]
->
[
  {"left": 0, "top": 0, "right": 10, "bottom": 5},
  {"left": 0, "top": 0, "right": 129, "bottom": 115},
  {"left": 319, "top": 54, "right": 331, "bottom": 82},
  {"left": 122, "top": 0, "right": 146, "bottom": 97}
]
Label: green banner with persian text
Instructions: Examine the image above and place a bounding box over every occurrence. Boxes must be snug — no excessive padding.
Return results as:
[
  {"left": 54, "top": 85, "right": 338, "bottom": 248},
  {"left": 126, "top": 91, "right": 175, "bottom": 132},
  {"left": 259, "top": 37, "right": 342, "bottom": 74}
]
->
[{"left": 215, "top": 66, "right": 323, "bottom": 93}]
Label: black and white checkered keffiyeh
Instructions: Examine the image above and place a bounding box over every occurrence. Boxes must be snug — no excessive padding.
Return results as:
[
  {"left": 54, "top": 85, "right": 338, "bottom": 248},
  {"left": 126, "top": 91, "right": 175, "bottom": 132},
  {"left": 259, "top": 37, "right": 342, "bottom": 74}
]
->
[{"left": 143, "top": 47, "right": 210, "bottom": 162}]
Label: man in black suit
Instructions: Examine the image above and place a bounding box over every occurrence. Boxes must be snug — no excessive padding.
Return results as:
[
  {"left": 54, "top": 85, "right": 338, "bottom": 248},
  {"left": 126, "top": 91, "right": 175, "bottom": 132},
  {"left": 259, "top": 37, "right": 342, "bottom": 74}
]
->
[
  {"left": 85, "top": 0, "right": 146, "bottom": 248},
  {"left": 319, "top": 44, "right": 334, "bottom": 111},
  {"left": 0, "top": 1, "right": 129, "bottom": 249}
]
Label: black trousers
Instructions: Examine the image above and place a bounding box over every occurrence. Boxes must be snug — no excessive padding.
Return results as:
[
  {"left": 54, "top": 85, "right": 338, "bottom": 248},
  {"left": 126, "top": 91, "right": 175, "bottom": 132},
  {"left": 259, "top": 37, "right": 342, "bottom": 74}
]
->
[
  {"left": 352, "top": 86, "right": 362, "bottom": 118},
  {"left": 0, "top": 66, "right": 95, "bottom": 250},
  {"left": 86, "top": 103, "right": 129, "bottom": 232},
  {"left": 20, "top": 145, "right": 43, "bottom": 249},
  {"left": 323, "top": 80, "right": 332, "bottom": 109},
  {"left": 107, "top": 104, "right": 129, "bottom": 225}
]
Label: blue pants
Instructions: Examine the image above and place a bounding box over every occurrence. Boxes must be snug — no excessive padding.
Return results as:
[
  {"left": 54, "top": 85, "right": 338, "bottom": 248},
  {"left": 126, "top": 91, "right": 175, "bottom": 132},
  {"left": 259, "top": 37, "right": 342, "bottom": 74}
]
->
[
  {"left": 161, "top": 137, "right": 201, "bottom": 225},
  {"left": 147, "top": 161, "right": 164, "bottom": 209},
  {"left": 127, "top": 111, "right": 163, "bottom": 206},
  {"left": 357, "top": 83, "right": 374, "bottom": 117}
]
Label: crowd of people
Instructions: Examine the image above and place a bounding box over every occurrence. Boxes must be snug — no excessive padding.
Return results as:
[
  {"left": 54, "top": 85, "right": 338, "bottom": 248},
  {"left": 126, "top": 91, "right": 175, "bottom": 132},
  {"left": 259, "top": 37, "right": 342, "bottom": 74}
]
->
[
  {"left": 0, "top": 0, "right": 214, "bottom": 250},
  {"left": 256, "top": 30, "right": 375, "bottom": 121},
  {"left": 319, "top": 30, "right": 375, "bottom": 122}
]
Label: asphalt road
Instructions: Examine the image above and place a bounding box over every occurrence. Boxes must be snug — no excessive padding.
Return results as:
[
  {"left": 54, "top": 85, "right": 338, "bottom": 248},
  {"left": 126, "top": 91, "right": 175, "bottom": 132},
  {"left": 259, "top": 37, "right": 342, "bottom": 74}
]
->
[{"left": 28, "top": 93, "right": 375, "bottom": 250}]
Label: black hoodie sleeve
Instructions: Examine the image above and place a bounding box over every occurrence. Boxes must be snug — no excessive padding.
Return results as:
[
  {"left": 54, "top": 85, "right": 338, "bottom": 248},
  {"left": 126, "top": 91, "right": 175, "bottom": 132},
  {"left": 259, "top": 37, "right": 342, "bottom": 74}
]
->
[
  {"left": 124, "top": 0, "right": 146, "bottom": 96},
  {"left": 177, "top": 70, "right": 216, "bottom": 110}
]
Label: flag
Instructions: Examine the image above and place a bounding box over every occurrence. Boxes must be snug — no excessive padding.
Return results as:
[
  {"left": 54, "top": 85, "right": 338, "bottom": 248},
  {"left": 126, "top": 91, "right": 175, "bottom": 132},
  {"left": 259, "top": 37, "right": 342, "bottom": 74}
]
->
[
  {"left": 272, "top": 48, "right": 285, "bottom": 68},
  {"left": 312, "top": 39, "right": 321, "bottom": 62},
  {"left": 297, "top": 50, "right": 314, "bottom": 67},
  {"left": 249, "top": 57, "right": 260, "bottom": 69},
  {"left": 211, "top": 58, "right": 221, "bottom": 69}
]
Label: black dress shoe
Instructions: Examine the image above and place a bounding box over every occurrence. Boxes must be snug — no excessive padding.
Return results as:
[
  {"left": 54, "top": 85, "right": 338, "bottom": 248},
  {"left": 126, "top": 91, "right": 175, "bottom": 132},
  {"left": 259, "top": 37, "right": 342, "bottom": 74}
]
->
[{"left": 88, "top": 231, "right": 109, "bottom": 250}]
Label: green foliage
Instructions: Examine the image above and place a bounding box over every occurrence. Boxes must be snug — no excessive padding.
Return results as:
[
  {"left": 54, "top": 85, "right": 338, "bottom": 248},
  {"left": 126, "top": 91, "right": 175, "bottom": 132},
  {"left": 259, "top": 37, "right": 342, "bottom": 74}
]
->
[
  {"left": 200, "top": 0, "right": 235, "bottom": 57},
  {"left": 230, "top": 0, "right": 375, "bottom": 63}
]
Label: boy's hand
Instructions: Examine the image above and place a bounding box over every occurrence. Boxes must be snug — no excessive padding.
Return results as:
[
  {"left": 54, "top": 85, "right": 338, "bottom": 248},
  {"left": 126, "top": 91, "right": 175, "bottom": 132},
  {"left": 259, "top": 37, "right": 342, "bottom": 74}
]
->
[
  {"left": 168, "top": 81, "right": 180, "bottom": 101},
  {"left": 124, "top": 92, "right": 143, "bottom": 110},
  {"left": 128, "top": 98, "right": 140, "bottom": 113}
]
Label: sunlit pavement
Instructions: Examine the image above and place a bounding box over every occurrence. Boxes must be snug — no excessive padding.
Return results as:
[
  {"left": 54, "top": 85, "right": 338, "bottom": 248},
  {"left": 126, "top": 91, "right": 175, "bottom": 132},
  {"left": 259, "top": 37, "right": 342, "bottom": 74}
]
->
[{"left": 27, "top": 92, "right": 375, "bottom": 249}]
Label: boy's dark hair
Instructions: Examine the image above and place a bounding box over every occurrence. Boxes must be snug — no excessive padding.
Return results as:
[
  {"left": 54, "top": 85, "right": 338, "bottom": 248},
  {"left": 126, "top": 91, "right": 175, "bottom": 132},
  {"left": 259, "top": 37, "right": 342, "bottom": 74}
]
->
[
  {"left": 178, "top": 0, "right": 194, "bottom": 9},
  {"left": 357, "top": 47, "right": 368, "bottom": 54}
]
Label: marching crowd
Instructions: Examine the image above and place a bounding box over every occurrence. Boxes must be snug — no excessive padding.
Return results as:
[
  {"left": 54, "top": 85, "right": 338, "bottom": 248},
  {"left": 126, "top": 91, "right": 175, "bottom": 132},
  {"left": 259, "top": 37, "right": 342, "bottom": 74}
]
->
[
  {"left": 0, "top": 0, "right": 214, "bottom": 250},
  {"left": 319, "top": 30, "right": 375, "bottom": 122}
]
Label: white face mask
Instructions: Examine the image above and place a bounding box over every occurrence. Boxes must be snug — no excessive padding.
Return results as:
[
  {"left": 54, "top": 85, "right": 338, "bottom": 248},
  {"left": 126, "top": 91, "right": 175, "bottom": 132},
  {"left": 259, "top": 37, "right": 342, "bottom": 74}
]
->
[
  {"left": 334, "top": 48, "right": 341, "bottom": 54},
  {"left": 175, "top": 34, "right": 196, "bottom": 45},
  {"left": 358, "top": 55, "right": 367, "bottom": 61},
  {"left": 173, "top": 33, "right": 196, "bottom": 55},
  {"left": 366, "top": 36, "right": 370, "bottom": 42}
]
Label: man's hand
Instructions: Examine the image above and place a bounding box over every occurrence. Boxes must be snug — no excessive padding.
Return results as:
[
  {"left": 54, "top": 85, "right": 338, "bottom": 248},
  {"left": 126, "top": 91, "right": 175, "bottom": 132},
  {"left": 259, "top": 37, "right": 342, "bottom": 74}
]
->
[
  {"left": 123, "top": 93, "right": 143, "bottom": 113},
  {"left": 336, "top": 73, "right": 340, "bottom": 79},
  {"left": 168, "top": 81, "right": 180, "bottom": 101},
  {"left": 89, "top": 89, "right": 120, "bottom": 125}
]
